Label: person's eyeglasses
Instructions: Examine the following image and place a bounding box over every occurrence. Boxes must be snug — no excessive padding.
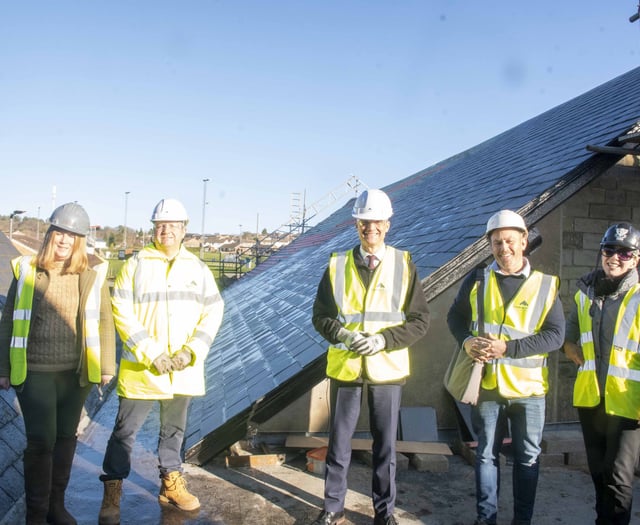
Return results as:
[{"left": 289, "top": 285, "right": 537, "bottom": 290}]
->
[{"left": 601, "top": 247, "right": 637, "bottom": 261}]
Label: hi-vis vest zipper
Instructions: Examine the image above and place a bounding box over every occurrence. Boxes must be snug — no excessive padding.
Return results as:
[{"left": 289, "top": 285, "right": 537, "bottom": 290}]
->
[
  {"left": 574, "top": 285, "right": 640, "bottom": 420},
  {"left": 470, "top": 268, "right": 559, "bottom": 398},
  {"left": 8, "top": 256, "right": 106, "bottom": 385},
  {"left": 326, "top": 247, "right": 411, "bottom": 382}
]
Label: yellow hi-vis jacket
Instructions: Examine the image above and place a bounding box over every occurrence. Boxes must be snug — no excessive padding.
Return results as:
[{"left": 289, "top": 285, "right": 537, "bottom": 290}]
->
[
  {"left": 111, "top": 243, "right": 224, "bottom": 399},
  {"left": 326, "top": 247, "right": 411, "bottom": 382},
  {"left": 8, "top": 255, "right": 108, "bottom": 385},
  {"left": 573, "top": 286, "right": 640, "bottom": 420},
  {"left": 470, "top": 268, "right": 559, "bottom": 398}
]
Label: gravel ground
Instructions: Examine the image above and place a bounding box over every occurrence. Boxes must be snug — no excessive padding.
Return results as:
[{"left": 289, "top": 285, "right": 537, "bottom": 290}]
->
[{"left": 62, "top": 389, "right": 640, "bottom": 525}]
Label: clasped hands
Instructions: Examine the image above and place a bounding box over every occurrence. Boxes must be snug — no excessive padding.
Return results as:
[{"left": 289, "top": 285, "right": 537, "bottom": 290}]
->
[
  {"left": 463, "top": 335, "right": 507, "bottom": 363},
  {"left": 337, "top": 328, "right": 385, "bottom": 356},
  {"left": 152, "top": 348, "right": 193, "bottom": 374}
]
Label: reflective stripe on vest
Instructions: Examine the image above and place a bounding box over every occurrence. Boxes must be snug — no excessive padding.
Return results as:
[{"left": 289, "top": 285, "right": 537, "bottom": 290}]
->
[
  {"left": 326, "top": 247, "right": 411, "bottom": 382},
  {"left": 9, "top": 257, "right": 36, "bottom": 385},
  {"left": 470, "top": 268, "right": 559, "bottom": 398},
  {"left": 84, "top": 261, "right": 108, "bottom": 383},
  {"left": 8, "top": 256, "right": 105, "bottom": 385},
  {"left": 574, "top": 285, "right": 640, "bottom": 419}
]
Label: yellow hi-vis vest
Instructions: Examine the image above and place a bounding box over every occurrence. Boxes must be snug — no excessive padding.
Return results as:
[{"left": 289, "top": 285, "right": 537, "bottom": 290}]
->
[
  {"left": 326, "top": 247, "right": 411, "bottom": 382},
  {"left": 470, "top": 268, "right": 559, "bottom": 398},
  {"left": 9, "top": 256, "right": 106, "bottom": 385},
  {"left": 573, "top": 285, "right": 640, "bottom": 420}
]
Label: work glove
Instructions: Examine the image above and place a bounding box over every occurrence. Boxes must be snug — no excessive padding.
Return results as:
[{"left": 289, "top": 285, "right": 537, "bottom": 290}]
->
[
  {"left": 351, "top": 333, "right": 386, "bottom": 356},
  {"left": 336, "top": 327, "right": 364, "bottom": 349},
  {"left": 171, "top": 348, "right": 193, "bottom": 371},
  {"left": 152, "top": 353, "right": 175, "bottom": 374}
]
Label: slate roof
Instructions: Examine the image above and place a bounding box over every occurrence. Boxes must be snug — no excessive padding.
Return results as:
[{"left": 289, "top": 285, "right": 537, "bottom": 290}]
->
[
  {"left": 183, "top": 67, "right": 640, "bottom": 464},
  {"left": 0, "top": 233, "right": 26, "bottom": 518}
]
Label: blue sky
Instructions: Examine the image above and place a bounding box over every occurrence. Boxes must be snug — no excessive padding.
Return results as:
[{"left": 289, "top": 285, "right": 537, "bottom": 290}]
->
[{"left": 1, "top": 1, "right": 638, "bottom": 236}]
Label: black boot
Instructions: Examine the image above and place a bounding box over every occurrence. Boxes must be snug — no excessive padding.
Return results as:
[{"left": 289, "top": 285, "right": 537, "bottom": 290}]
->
[
  {"left": 47, "top": 436, "right": 78, "bottom": 525},
  {"left": 24, "top": 441, "right": 52, "bottom": 525}
]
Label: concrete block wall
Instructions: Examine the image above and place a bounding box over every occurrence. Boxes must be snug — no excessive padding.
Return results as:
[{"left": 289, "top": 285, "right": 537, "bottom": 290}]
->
[{"left": 560, "top": 159, "right": 640, "bottom": 302}]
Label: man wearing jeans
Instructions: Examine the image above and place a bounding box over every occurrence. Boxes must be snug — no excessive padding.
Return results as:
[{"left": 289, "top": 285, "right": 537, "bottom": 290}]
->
[{"left": 447, "top": 210, "right": 564, "bottom": 525}]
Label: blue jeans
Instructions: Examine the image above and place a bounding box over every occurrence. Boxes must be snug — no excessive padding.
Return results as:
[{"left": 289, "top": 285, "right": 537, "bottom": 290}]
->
[{"left": 471, "top": 389, "right": 545, "bottom": 525}]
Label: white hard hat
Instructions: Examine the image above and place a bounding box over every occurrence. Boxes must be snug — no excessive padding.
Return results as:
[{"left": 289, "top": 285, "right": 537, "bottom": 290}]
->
[
  {"left": 352, "top": 189, "right": 393, "bottom": 220},
  {"left": 151, "top": 198, "right": 189, "bottom": 223},
  {"left": 486, "top": 210, "right": 527, "bottom": 235}
]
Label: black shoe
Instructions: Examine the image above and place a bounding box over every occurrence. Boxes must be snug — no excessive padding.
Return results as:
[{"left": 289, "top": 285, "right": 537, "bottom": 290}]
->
[
  {"left": 310, "top": 510, "right": 346, "bottom": 525},
  {"left": 374, "top": 515, "right": 398, "bottom": 525}
]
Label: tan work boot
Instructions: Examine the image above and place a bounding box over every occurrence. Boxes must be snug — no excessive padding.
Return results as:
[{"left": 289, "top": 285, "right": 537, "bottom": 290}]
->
[
  {"left": 98, "top": 479, "right": 122, "bottom": 525},
  {"left": 158, "top": 471, "right": 200, "bottom": 511}
]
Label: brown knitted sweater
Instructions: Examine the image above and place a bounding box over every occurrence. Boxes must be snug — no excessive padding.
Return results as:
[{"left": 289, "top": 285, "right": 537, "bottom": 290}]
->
[{"left": 27, "top": 263, "right": 80, "bottom": 372}]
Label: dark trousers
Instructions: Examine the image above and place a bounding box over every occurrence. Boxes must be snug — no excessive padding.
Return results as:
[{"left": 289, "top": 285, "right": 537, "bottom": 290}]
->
[
  {"left": 16, "top": 370, "right": 91, "bottom": 449},
  {"left": 324, "top": 381, "right": 402, "bottom": 519},
  {"left": 16, "top": 370, "right": 91, "bottom": 521},
  {"left": 101, "top": 395, "right": 191, "bottom": 480},
  {"left": 579, "top": 403, "right": 640, "bottom": 525}
]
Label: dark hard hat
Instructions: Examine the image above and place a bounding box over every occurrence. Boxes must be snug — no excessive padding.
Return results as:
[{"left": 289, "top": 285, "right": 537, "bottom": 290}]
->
[
  {"left": 600, "top": 222, "right": 640, "bottom": 250},
  {"left": 49, "top": 202, "right": 90, "bottom": 236}
]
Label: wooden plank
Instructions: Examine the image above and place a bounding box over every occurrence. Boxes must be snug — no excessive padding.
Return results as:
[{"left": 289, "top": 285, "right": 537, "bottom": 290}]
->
[
  {"left": 286, "top": 435, "right": 328, "bottom": 449},
  {"left": 285, "top": 435, "right": 452, "bottom": 455},
  {"left": 225, "top": 454, "right": 286, "bottom": 468}
]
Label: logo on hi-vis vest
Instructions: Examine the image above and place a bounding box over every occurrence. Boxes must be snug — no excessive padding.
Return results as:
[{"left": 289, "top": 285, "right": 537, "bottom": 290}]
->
[{"left": 516, "top": 300, "right": 529, "bottom": 309}]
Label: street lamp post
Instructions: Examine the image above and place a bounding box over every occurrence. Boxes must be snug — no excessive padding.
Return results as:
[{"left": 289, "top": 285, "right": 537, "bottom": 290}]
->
[
  {"left": 200, "top": 178, "right": 210, "bottom": 260},
  {"left": 9, "top": 209, "right": 26, "bottom": 240},
  {"left": 123, "top": 191, "right": 130, "bottom": 251}
]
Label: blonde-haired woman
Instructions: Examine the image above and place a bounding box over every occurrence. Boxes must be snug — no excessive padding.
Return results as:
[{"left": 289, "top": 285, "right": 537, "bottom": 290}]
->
[{"left": 0, "top": 202, "right": 115, "bottom": 525}]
